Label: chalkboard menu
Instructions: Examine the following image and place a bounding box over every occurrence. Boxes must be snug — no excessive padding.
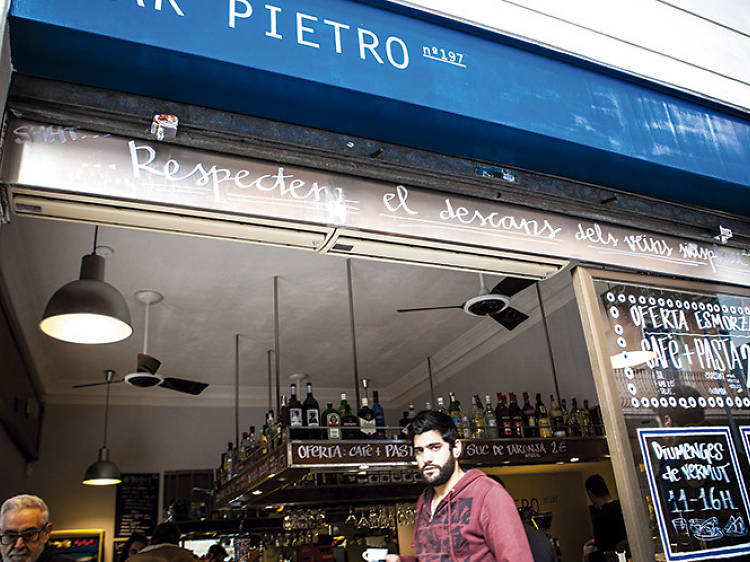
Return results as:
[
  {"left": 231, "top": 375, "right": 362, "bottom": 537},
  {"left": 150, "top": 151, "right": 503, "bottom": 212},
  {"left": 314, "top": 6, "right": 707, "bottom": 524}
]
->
[
  {"left": 115, "top": 473, "right": 159, "bottom": 538},
  {"left": 49, "top": 530, "right": 103, "bottom": 562},
  {"left": 742, "top": 427, "right": 750, "bottom": 460},
  {"left": 638, "top": 427, "right": 750, "bottom": 561}
]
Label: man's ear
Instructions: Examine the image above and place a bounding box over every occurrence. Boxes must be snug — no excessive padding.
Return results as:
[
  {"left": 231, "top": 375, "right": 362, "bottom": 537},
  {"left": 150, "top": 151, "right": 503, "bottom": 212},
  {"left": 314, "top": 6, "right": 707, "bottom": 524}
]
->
[{"left": 453, "top": 439, "right": 463, "bottom": 459}]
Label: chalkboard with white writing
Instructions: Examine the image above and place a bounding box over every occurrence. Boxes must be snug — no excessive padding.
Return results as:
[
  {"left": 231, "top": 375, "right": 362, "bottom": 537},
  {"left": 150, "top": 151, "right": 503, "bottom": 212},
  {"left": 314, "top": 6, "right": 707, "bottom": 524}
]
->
[
  {"left": 115, "top": 473, "right": 159, "bottom": 538},
  {"left": 639, "top": 427, "right": 750, "bottom": 561}
]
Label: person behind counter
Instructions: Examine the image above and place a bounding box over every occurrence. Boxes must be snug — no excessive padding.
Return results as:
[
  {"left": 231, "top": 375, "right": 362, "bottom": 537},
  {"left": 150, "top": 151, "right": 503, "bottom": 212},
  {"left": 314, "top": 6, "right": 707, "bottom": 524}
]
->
[
  {"left": 385, "top": 410, "right": 533, "bottom": 562},
  {"left": 119, "top": 533, "right": 148, "bottom": 562},
  {"left": 582, "top": 475, "right": 627, "bottom": 562},
  {"left": 126, "top": 523, "right": 198, "bottom": 562},
  {"left": 0, "top": 494, "right": 62, "bottom": 562},
  {"left": 202, "top": 545, "right": 227, "bottom": 562},
  {"left": 488, "top": 476, "right": 557, "bottom": 562}
]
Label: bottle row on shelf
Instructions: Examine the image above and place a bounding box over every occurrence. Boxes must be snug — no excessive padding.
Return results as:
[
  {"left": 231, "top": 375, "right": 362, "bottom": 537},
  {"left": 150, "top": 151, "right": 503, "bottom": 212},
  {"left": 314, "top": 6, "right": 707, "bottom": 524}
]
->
[
  {"left": 414, "top": 391, "right": 605, "bottom": 441},
  {"left": 216, "top": 381, "right": 604, "bottom": 486}
]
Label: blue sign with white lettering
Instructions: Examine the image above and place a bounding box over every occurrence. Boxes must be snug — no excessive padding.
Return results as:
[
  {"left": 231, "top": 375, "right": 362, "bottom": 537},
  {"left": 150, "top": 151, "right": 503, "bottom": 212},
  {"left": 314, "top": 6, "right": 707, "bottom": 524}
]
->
[{"left": 9, "top": 0, "right": 750, "bottom": 214}]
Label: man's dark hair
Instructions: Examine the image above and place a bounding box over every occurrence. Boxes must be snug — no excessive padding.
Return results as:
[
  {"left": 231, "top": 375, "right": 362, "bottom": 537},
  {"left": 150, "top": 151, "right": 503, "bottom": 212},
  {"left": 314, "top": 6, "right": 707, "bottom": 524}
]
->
[
  {"left": 407, "top": 410, "right": 459, "bottom": 447},
  {"left": 150, "top": 522, "right": 181, "bottom": 546},
  {"left": 208, "top": 545, "right": 227, "bottom": 559},
  {"left": 585, "top": 474, "right": 610, "bottom": 498}
]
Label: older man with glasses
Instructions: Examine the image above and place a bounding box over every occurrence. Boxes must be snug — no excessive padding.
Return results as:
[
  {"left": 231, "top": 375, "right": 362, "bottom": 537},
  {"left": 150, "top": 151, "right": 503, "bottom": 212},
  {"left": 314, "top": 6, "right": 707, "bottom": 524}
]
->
[{"left": 0, "top": 495, "right": 60, "bottom": 562}]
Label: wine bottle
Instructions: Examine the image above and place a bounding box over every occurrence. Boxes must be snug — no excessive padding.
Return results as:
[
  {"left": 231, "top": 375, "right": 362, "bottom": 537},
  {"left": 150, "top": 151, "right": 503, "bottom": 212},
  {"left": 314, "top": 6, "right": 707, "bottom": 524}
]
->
[
  {"left": 341, "top": 394, "right": 360, "bottom": 439},
  {"left": 536, "top": 394, "right": 552, "bottom": 438},
  {"left": 484, "top": 395, "right": 499, "bottom": 439},
  {"left": 580, "top": 399, "right": 592, "bottom": 437},
  {"left": 472, "top": 395, "right": 485, "bottom": 439},
  {"left": 303, "top": 382, "right": 321, "bottom": 438},
  {"left": 358, "top": 396, "right": 377, "bottom": 439},
  {"left": 495, "top": 393, "right": 512, "bottom": 438},
  {"left": 288, "top": 383, "right": 303, "bottom": 429},
  {"left": 399, "top": 411, "right": 411, "bottom": 436},
  {"left": 448, "top": 392, "right": 464, "bottom": 438},
  {"left": 508, "top": 393, "right": 524, "bottom": 438},
  {"left": 522, "top": 392, "right": 537, "bottom": 437},
  {"left": 569, "top": 397, "right": 582, "bottom": 436},
  {"left": 589, "top": 401, "right": 604, "bottom": 436},
  {"left": 436, "top": 396, "right": 447, "bottom": 415},
  {"left": 372, "top": 391, "right": 386, "bottom": 439},
  {"left": 323, "top": 402, "right": 341, "bottom": 440},
  {"left": 549, "top": 395, "right": 566, "bottom": 437}
]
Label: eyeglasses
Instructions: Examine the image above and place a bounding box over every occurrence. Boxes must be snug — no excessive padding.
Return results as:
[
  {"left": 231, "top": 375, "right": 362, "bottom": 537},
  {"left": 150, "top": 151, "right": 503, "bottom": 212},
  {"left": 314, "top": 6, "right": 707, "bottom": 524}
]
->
[{"left": 0, "top": 527, "right": 48, "bottom": 545}]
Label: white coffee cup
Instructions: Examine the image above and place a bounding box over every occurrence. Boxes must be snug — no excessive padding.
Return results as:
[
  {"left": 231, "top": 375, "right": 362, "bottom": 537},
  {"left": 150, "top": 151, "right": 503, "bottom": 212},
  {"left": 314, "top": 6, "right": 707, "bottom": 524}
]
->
[{"left": 362, "top": 547, "right": 388, "bottom": 561}]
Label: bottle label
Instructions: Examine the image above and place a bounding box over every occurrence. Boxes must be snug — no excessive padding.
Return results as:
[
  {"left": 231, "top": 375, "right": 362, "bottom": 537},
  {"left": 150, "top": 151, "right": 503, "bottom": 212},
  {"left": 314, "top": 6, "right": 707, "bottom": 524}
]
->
[
  {"left": 306, "top": 409, "right": 320, "bottom": 427},
  {"left": 503, "top": 421, "right": 513, "bottom": 437},
  {"left": 326, "top": 412, "right": 341, "bottom": 439},
  {"left": 290, "top": 408, "right": 303, "bottom": 427},
  {"left": 486, "top": 416, "right": 497, "bottom": 428},
  {"left": 360, "top": 418, "right": 377, "bottom": 435}
]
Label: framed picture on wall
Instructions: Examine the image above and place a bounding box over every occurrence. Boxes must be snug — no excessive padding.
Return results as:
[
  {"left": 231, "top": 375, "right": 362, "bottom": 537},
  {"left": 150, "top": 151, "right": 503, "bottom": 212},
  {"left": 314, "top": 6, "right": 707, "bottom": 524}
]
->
[{"left": 48, "top": 529, "right": 104, "bottom": 562}]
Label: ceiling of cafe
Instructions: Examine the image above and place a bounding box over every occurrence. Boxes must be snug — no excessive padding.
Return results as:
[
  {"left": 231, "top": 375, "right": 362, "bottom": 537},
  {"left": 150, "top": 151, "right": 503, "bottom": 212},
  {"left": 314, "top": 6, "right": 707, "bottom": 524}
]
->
[{"left": 1, "top": 214, "right": 537, "bottom": 408}]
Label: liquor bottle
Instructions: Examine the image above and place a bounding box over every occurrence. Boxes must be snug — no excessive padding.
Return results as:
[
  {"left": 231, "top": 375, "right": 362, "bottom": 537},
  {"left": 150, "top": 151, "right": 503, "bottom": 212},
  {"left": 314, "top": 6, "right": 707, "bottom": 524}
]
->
[
  {"left": 263, "top": 410, "right": 276, "bottom": 451},
  {"left": 569, "top": 398, "right": 582, "bottom": 436},
  {"left": 436, "top": 396, "right": 447, "bottom": 415},
  {"left": 223, "top": 441, "right": 233, "bottom": 478},
  {"left": 580, "top": 399, "right": 593, "bottom": 437},
  {"left": 472, "top": 395, "right": 485, "bottom": 439},
  {"left": 323, "top": 402, "right": 342, "bottom": 440},
  {"left": 288, "top": 383, "right": 303, "bottom": 428},
  {"left": 462, "top": 413, "right": 471, "bottom": 438},
  {"left": 279, "top": 394, "right": 289, "bottom": 429},
  {"left": 535, "top": 394, "right": 553, "bottom": 438},
  {"left": 549, "top": 395, "right": 566, "bottom": 437},
  {"left": 358, "top": 396, "right": 377, "bottom": 439},
  {"left": 246, "top": 426, "right": 257, "bottom": 458},
  {"left": 338, "top": 392, "right": 352, "bottom": 418},
  {"left": 399, "top": 411, "right": 411, "bottom": 436},
  {"left": 340, "top": 393, "right": 359, "bottom": 439},
  {"left": 238, "top": 431, "right": 249, "bottom": 469},
  {"left": 448, "top": 392, "right": 464, "bottom": 438},
  {"left": 521, "top": 392, "right": 537, "bottom": 437},
  {"left": 218, "top": 453, "right": 226, "bottom": 486},
  {"left": 425, "top": 401, "right": 432, "bottom": 411},
  {"left": 303, "top": 382, "right": 321, "bottom": 438},
  {"left": 589, "top": 401, "right": 604, "bottom": 436},
  {"left": 372, "top": 391, "right": 386, "bottom": 439},
  {"left": 508, "top": 393, "right": 524, "bottom": 438},
  {"left": 561, "top": 399, "right": 572, "bottom": 436},
  {"left": 495, "top": 393, "right": 512, "bottom": 438},
  {"left": 484, "top": 395, "right": 499, "bottom": 439},
  {"left": 408, "top": 400, "right": 416, "bottom": 420}
]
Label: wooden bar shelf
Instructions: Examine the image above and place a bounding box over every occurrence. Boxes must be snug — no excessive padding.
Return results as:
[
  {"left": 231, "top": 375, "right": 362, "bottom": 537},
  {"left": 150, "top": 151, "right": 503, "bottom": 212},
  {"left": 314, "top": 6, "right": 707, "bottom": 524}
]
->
[{"left": 214, "top": 435, "right": 609, "bottom": 509}]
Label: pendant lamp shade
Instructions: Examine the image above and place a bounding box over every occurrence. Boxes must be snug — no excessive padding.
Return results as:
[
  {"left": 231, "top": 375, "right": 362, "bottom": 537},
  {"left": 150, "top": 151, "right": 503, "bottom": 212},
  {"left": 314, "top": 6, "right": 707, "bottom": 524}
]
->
[
  {"left": 40, "top": 253, "right": 133, "bottom": 344},
  {"left": 83, "top": 370, "right": 121, "bottom": 486},
  {"left": 82, "top": 446, "right": 121, "bottom": 486}
]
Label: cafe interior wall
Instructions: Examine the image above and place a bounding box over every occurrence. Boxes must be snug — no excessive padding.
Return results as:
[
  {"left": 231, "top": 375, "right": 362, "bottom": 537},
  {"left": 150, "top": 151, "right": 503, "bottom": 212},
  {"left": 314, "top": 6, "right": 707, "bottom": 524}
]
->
[{"left": 2, "top": 402, "right": 265, "bottom": 562}]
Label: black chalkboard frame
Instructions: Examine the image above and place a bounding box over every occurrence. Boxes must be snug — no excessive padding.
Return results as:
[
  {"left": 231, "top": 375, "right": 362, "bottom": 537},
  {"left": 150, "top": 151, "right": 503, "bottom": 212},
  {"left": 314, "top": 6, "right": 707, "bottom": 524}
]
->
[
  {"left": 638, "top": 426, "right": 750, "bottom": 562},
  {"left": 115, "top": 473, "right": 160, "bottom": 539},
  {"left": 742, "top": 427, "right": 750, "bottom": 461}
]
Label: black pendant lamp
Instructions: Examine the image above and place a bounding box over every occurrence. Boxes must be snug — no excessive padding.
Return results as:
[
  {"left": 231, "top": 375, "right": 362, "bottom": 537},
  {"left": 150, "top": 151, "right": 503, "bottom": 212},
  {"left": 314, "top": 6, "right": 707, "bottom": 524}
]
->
[
  {"left": 40, "top": 226, "right": 132, "bottom": 344},
  {"left": 83, "top": 370, "right": 122, "bottom": 486}
]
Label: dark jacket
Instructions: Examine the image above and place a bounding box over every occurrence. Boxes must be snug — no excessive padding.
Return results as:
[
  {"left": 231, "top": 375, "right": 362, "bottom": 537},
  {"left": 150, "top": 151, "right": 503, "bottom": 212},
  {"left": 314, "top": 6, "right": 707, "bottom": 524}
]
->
[{"left": 399, "top": 469, "right": 533, "bottom": 562}]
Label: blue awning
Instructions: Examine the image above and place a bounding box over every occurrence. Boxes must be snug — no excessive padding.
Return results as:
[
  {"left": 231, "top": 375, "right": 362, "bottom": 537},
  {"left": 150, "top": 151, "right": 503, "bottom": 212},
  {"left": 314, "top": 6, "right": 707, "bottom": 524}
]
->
[{"left": 8, "top": 0, "right": 750, "bottom": 215}]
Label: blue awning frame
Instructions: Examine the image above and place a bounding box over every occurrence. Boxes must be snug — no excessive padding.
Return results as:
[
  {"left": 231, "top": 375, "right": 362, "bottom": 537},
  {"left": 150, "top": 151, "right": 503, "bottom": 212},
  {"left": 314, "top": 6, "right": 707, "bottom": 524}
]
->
[{"left": 7, "top": 0, "right": 750, "bottom": 216}]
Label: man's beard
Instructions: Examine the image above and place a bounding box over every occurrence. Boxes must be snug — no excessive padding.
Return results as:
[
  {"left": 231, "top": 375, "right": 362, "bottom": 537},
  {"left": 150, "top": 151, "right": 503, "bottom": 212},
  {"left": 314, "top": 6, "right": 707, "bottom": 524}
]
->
[
  {"left": 420, "top": 455, "right": 456, "bottom": 487},
  {"left": 4, "top": 547, "right": 32, "bottom": 562}
]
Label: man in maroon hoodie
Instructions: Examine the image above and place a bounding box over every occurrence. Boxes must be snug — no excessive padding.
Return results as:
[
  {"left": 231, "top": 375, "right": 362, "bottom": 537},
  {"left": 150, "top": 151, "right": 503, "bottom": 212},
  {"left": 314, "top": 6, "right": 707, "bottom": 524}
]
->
[{"left": 386, "top": 410, "right": 533, "bottom": 562}]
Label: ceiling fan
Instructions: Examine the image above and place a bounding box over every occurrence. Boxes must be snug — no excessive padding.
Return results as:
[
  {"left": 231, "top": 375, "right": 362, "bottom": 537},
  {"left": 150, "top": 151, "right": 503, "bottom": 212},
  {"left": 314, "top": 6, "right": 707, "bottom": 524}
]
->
[
  {"left": 73, "top": 291, "right": 209, "bottom": 395},
  {"left": 397, "top": 273, "right": 535, "bottom": 330}
]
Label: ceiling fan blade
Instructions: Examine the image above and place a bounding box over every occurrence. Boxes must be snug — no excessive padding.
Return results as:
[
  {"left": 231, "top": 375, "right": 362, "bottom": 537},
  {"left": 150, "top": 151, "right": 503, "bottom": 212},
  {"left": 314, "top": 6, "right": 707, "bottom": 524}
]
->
[
  {"left": 137, "top": 352, "right": 162, "bottom": 374},
  {"left": 490, "top": 277, "right": 536, "bottom": 297},
  {"left": 490, "top": 306, "right": 529, "bottom": 330},
  {"left": 158, "top": 377, "right": 209, "bottom": 395},
  {"left": 72, "top": 379, "right": 125, "bottom": 389},
  {"left": 397, "top": 305, "right": 464, "bottom": 312}
]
